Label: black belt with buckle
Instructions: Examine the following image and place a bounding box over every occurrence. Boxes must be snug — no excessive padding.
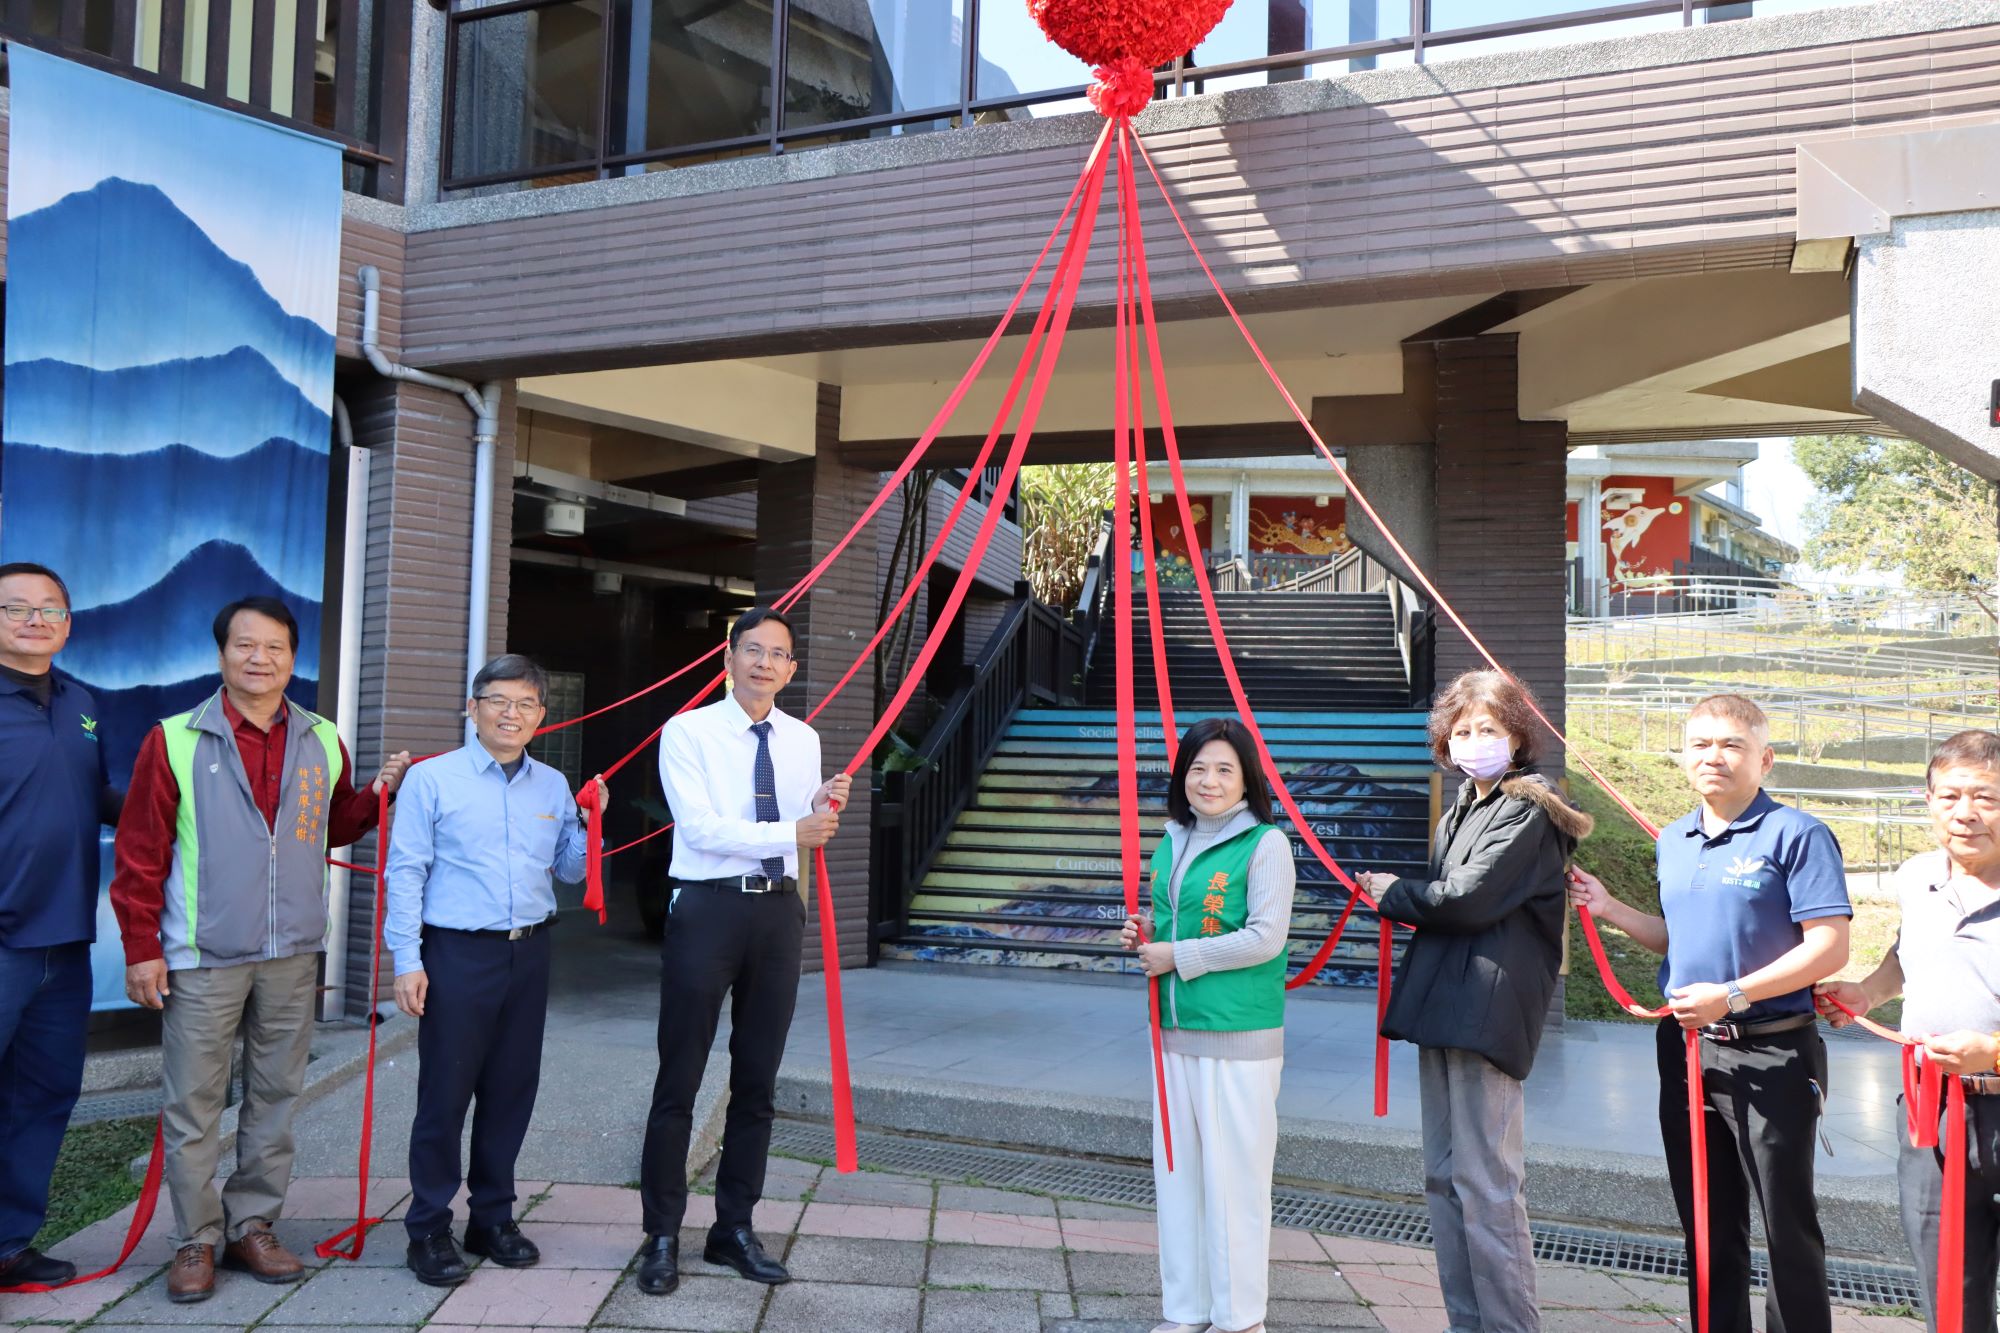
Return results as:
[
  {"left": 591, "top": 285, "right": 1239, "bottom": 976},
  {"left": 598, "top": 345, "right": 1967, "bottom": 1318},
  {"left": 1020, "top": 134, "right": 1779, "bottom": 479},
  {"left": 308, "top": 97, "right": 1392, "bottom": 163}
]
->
[
  {"left": 1961, "top": 1073, "right": 2000, "bottom": 1096},
  {"left": 434, "top": 916, "right": 557, "bottom": 942},
  {"left": 681, "top": 874, "right": 796, "bottom": 894},
  {"left": 1696, "top": 1012, "right": 1818, "bottom": 1043}
]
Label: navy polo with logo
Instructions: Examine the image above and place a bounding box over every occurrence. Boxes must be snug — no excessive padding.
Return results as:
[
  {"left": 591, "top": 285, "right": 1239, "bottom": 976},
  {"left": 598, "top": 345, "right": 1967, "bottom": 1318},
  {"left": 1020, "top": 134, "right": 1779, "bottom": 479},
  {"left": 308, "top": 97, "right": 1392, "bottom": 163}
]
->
[
  {"left": 1656, "top": 788, "right": 1851, "bottom": 1021},
  {"left": 0, "top": 667, "right": 110, "bottom": 948}
]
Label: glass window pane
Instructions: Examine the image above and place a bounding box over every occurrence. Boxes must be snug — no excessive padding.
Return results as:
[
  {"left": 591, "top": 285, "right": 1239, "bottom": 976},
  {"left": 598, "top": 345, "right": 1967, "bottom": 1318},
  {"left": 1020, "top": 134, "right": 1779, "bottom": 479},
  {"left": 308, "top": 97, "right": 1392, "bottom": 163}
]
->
[
  {"left": 448, "top": 1, "right": 605, "bottom": 183},
  {"left": 783, "top": 0, "right": 964, "bottom": 132},
  {"left": 613, "top": 0, "right": 776, "bottom": 158},
  {"left": 974, "top": 0, "right": 1091, "bottom": 114},
  {"left": 1189, "top": 0, "right": 1410, "bottom": 89}
]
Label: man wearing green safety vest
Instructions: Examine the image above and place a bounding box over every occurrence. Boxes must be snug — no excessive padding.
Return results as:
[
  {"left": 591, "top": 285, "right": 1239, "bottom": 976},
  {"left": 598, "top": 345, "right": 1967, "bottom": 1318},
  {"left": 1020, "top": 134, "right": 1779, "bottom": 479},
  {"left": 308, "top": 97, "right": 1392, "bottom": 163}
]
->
[{"left": 110, "top": 597, "right": 409, "bottom": 1304}]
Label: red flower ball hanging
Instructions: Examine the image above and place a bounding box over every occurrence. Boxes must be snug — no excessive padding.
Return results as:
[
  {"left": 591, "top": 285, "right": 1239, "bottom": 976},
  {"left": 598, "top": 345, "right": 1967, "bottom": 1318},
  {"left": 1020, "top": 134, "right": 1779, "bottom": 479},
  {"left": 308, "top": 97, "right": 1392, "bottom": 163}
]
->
[{"left": 1029, "top": 0, "right": 1235, "bottom": 117}]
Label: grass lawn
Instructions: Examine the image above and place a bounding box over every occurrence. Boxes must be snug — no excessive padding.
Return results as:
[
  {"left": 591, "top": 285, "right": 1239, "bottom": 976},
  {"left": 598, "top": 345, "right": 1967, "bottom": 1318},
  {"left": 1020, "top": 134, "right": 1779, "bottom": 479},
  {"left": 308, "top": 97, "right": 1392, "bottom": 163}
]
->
[
  {"left": 32, "top": 1116, "right": 155, "bottom": 1251},
  {"left": 1563, "top": 721, "right": 1907, "bottom": 1026}
]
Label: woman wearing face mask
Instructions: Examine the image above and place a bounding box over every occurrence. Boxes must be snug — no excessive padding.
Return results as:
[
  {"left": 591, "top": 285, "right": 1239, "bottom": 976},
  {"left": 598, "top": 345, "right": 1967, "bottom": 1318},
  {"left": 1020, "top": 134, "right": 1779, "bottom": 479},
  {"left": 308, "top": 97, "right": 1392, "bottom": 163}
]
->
[
  {"left": 1354, "top": 671, "right": 1591, "bottom": 1333},
  {"left": 1120, "top": 717, "right": 1294, "bottom": 1333}
]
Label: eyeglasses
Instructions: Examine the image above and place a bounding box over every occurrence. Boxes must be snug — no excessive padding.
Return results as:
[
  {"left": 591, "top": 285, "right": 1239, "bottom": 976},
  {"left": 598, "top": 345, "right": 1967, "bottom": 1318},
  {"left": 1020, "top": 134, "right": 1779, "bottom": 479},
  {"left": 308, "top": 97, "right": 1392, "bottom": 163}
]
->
[
  {"left": 0, "top": 604, "right": 69, "bottom": 624},
  {"left": 473, "top": 695, "right": 546, "bottom": 716},
  {"left": 734, "top": 645, "right": 794, "bottom": 666}
]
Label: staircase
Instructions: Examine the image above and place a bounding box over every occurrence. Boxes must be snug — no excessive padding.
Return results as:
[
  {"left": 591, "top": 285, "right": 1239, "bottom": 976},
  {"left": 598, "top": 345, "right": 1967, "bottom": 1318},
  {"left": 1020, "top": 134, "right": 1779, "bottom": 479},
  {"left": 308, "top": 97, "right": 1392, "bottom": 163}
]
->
[
  {"left": 881, "top": 701, "right": 1437, "bottom": 985},
  {"left": 1083, "top": 589, "right": 1411, "bottom": 711}
]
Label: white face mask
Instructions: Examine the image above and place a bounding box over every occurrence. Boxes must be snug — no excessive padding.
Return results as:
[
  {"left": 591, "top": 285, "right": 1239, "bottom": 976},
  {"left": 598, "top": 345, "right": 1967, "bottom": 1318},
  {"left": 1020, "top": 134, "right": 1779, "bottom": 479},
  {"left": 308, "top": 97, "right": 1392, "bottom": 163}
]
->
[{"left": 1449, "top": 732, "right": 1513, "bottom": 781}]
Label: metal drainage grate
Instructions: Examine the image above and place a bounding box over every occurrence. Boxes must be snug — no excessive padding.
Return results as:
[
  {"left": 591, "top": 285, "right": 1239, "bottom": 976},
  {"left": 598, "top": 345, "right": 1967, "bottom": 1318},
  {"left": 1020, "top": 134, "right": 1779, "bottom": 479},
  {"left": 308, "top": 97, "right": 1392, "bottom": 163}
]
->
[{"left": 769, "top": 1118, "right": 1929, "bottom": 1312}]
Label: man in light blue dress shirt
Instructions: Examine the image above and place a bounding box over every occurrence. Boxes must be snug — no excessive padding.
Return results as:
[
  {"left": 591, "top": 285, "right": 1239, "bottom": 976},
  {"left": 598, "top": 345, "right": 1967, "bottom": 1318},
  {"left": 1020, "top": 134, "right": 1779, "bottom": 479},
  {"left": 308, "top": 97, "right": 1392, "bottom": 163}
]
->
[{"left": 384, "top": 654, "right": 602, "bottom": 1288}]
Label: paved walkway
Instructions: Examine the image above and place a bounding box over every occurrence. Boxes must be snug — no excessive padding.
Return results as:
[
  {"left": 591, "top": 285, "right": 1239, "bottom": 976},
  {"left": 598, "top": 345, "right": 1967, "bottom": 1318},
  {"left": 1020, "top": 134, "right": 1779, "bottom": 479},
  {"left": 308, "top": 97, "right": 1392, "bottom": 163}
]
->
[{"left": 4, "top": 1154, "right": 1923, "bottom": 1331}]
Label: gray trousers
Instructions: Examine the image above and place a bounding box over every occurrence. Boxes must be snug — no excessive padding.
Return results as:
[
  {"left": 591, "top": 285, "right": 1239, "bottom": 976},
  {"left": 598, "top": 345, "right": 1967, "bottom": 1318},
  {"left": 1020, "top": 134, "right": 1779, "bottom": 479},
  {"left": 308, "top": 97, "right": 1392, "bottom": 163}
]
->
[
  {"left": 161, "top": 953, "right": 318, "bottom": 1248},
  {"left": 1419, "top": 1046, "right": 1541, "bottom": 1333}
]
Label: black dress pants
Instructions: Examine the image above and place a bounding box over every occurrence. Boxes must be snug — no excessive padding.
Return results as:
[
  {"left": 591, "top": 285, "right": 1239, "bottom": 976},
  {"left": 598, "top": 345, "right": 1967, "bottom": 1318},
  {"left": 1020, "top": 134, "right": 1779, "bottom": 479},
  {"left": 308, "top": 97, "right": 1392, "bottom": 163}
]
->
[
  {"left": 1656, "top": 1017, "right": 1831, "bottom": 1333},
  {"left": 639, "top": 884, "right": 804, "bottom": 1238},
  {"left": 1899, "top": 1090, "right": 2000, "bottom": 1333},
  {"left": 405, "top": 925, "right": 553, "bottom": 1240}
]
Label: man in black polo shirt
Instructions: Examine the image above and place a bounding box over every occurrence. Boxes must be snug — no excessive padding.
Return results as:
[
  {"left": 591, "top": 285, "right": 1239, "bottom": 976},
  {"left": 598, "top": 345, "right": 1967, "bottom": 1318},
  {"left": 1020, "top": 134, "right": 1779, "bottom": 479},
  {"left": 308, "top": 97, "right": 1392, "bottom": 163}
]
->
[
  {"left": 1819, "top": 729, "right": 2000, "bottom": 1333},
  {"left": 1571, "top": 693, "right": 1850, "bottom": 1333},
  {"left": 0, "top": 562, "right": 121, "bottom": 1288}
]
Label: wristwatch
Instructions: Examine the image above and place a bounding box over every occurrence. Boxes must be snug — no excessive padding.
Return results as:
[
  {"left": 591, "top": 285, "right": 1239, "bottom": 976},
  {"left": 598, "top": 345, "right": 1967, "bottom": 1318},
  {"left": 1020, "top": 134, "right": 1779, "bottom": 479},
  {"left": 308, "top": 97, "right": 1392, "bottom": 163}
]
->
[{"left": 1724, "top": 980, "right": 1751, "bottom": 1015}]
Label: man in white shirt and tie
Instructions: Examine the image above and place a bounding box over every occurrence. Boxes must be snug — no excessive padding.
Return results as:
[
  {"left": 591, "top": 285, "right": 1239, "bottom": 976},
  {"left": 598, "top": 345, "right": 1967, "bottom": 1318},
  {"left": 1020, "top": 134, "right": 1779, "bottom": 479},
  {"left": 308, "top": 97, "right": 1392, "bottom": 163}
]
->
[{"left": 634, "top": 607, "right": 850, "bottom": 1298}]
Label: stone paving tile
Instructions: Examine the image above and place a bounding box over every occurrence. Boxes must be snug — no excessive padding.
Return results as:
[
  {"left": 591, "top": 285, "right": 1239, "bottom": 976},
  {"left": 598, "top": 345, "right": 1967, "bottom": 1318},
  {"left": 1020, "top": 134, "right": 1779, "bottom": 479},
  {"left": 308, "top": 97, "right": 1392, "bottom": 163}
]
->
[
  {"left": 90, "top": 1270, "right": 293, "bottom": 1326},
  {"left": 1372, "top": 1309, "right": 1450, "bottom": 1332},
  {"left": 680, "top": 1196, "right": 804, "bottom": 1238},
  {"left": 809, "top": 1171, "right": 934, "bottom": 1208},
  {"left": 934, "top": 1186, "right": 1057, "bottom": 1217},
  {"left": 430, "top": 1267, "right": 619, "bottom": 1327},
  {"left": 1070, "top": 1291, "right": 1166, "bottom": 1321},
  {"left": 777, "top": 1235, "right": 928, "bottom": 1287},
  {"left": 1541, "top": 1310, "right": 1675, "bottom": 1331},
  {"left": 1057, "top": 1214, "right": 1158, "bottom": 1255},
  {"left": 1272, "top": 1261, "right": 1366, "bottom": 1303},
  {"left": 930, "top": 1210, "right": 1065, "bottom": 1249},
  {"left": 381, "top": 1182, "right": 552, "bottom": 1226},
  {"left": 263, "top": 1218, "right": 348, "bottom": 1267},
  {"left": 510, "top": 1223, "right": 638, "bottom": 1269},
  {"left": 1320, "top": 1234, "right": 1435, "bottom": 1265},
  {"left": 793, "top": 1202, "right": 931, "bottom": 1242},
  {"left": 255, "top": 1265, "right": 451, "bottom": 1324},
  {"left": 1271, "top": 1225, "right": 1333, "bottom": 1262},
  {"left": 590, "top": 1272, "right": 767, "bottom": 1331},
  {"left": 1064, "top": 1250, "right": 1161, "bottom": 1296},
  {"left": 0, "top": 1268, "right": 153, "bottom": 1325},
  {"left": 1334, "top": 1261, "right": 1446, "bottom": 1309},
  {"left": 758, "top": 1280, "right": 921, "bottom": 1332},
  {"left": 285, "top": 1176, "right": 412, "bottom": 1221},
  {"left": 523, "top": 1185, "right": 642, "bottom": 1226},
  {"left": 1265, "top": 1295, "right": 1384, "bottom": 1328},
  {"left": 1051, "top": 1198, "right": 1152, "bottom": 1221},
  {"left": 1537, "top": 1264, "right": 1651, "bottom": 1310},
  {"left": 1036, "top": 1289, "right": 1076, "bottom": 1318},
  {"left": 924, "top": 1242, "right": 1070, "bottom": 1291},
  {"left": 918, "top": 1286, "right": 1041, "bottom": 1332}
]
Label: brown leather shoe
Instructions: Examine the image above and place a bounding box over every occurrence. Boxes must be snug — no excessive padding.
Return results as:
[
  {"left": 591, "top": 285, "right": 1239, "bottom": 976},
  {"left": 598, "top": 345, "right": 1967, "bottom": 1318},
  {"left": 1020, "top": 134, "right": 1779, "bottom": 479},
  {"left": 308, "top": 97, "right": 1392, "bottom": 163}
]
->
[
  {"left": 221, "top": 1230, "right": 305, "bottom": 1284},
  {"left": 166, "top": 1244, "right": 215, "bottom": 1304}
]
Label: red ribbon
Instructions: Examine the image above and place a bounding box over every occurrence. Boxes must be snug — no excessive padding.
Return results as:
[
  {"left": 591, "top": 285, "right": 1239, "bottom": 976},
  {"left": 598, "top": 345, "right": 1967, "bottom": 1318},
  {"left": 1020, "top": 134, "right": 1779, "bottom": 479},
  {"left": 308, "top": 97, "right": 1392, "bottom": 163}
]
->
[
  {"left": 0, "top": 1117, "right": 164, "bottom": 1293},
  {"left": 1685, "top": 1028, "right": 1710, "bottom": 1333},
  {"left": 1938, "top": 1075, "right": 1967, "bottom": 1333},
  {"left": 317, "top": 782, "right": 396, "bottom": 1260}
]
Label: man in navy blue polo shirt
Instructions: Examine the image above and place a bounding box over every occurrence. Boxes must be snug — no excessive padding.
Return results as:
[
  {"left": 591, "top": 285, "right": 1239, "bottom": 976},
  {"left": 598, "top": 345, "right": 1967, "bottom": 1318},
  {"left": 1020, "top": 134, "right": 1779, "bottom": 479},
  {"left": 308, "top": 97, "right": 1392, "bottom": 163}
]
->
[
  {"left": 0, "top": 562, "right": 121, "bottom": 1288},
  {"left": 1570, "top": 693, "right": 1850, "bottom": 1333}
]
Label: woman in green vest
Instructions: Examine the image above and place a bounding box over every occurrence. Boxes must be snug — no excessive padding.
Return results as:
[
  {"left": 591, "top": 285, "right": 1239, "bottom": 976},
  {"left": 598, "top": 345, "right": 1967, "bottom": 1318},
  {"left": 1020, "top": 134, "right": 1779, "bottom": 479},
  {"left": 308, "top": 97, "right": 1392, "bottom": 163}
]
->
[{"left": 1120, "top": 716, "right": 1295, "bottom": 1333}]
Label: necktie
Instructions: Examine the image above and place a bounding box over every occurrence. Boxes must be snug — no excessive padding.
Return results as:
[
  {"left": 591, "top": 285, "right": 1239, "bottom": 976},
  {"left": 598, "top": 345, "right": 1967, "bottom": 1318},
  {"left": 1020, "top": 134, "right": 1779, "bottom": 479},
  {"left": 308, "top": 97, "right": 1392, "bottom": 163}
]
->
[{"left": 750, "top": 720, "right": 787, "bottom": 881}]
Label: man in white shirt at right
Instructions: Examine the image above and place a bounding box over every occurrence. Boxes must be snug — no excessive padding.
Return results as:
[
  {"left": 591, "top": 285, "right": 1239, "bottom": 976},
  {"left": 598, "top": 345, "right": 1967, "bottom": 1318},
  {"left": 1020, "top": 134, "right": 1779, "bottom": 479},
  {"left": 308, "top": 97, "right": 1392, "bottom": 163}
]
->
[
  {"left": 1818, "top": 728, "right": 2000, "bottom": 1333},
  {"left": 632, "top": 607, "right": 850, "bottom": 1299}
]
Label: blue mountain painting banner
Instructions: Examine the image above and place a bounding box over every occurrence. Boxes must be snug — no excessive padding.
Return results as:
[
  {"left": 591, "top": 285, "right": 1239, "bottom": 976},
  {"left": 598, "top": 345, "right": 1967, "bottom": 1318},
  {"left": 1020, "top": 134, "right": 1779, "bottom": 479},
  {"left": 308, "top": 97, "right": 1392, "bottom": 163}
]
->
[{"left": 1, "top": 49, "right": 342, "bottom": 1008}]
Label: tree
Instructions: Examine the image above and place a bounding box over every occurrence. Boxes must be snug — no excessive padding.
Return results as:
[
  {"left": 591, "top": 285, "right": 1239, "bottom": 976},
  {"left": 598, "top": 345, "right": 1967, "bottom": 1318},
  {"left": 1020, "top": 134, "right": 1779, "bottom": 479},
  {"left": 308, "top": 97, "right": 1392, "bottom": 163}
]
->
[
  {"left": 1792, "top": 433, "right": 1997, "bottom": 610},
  {"left": 1019, "top": 463, "right": 1117, "bottom": 608}
]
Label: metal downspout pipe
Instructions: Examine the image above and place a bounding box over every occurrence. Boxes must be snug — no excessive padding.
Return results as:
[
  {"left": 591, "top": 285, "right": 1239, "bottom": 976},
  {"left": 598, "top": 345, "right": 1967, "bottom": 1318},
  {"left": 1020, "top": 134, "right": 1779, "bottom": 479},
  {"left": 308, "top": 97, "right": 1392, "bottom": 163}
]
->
[
  {"left": 322, "top": 393, "right": 365, "bottom": 1021},
  {"left": 355, "top": 265, "right": 501, "bottom": 736}
]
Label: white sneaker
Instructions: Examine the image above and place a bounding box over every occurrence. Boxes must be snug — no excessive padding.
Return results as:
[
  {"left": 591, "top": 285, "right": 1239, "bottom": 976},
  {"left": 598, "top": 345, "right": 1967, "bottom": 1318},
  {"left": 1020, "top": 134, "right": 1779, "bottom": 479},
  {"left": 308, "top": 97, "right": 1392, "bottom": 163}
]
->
[{"left": 1151, "top": 1323, "right": 1210, "bottom": 1333}]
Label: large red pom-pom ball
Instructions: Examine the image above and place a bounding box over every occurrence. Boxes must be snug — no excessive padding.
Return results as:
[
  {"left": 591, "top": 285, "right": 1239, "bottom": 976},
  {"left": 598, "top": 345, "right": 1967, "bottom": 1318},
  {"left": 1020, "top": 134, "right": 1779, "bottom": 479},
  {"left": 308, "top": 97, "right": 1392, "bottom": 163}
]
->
[{"left": 1029, "top": 0, "right": 1234, "bottom": 117}]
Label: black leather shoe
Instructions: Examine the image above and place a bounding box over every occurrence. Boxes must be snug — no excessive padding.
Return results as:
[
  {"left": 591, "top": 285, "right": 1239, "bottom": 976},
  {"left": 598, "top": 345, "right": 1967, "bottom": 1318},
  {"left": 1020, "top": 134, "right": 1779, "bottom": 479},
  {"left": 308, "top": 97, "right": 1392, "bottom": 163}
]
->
[
  {"left": 703, "top": 1225, "right": 789, "bottom": 1284},
  {"left": 634, "top": 1235, "right": 679, "bottom": 1296},
  {"left": 0, "top": 1247, "right": 77, "bottom": 1287},
  {"left": 405, "top": 1231, "right": 471, "bottom": 1287},
  {"left": 463, "top": 1221, "right": 539, "bottom": 1268}
]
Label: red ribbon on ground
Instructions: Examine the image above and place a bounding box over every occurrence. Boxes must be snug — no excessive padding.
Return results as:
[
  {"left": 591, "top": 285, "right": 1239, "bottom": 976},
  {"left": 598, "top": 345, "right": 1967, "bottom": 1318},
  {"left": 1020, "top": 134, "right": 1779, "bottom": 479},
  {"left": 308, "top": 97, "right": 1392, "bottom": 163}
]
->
[{"left": 0, "top": 1117, "right": 164, "bottom": 1294}]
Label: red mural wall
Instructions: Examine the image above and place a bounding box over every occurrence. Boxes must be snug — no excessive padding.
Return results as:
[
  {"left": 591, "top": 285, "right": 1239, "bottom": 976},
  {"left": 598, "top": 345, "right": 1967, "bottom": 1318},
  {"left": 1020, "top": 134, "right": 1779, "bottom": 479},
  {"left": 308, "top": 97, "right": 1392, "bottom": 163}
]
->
[
  {"left": 1591, "top": 475, "right": 1691, "bottom": 593},
  {"left": 1147, "top": 495, "right": 1213, "bottom": 587},
  {"left": 1245, "top": 495, "right": 1349, "bottom": 557}
]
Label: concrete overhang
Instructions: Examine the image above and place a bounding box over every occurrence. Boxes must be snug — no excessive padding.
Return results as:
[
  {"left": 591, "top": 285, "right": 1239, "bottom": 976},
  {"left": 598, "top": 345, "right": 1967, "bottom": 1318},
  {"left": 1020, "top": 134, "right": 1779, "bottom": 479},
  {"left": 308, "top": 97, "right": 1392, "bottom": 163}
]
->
[{"left": 518, "top": 362, "right": 824, "bottom": 461}]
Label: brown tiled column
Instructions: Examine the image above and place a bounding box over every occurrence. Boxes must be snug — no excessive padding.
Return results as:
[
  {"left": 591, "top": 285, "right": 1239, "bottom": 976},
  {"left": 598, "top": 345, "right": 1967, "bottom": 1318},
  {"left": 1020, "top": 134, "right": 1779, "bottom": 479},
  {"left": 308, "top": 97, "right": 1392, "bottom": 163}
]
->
[
  {"left": 1430, "top": 336, "right": 1567, "bottom": 777},
  {"left": 338, "top": 374, "right": 517, "bottom": 1016},
  {"left": 755, "top": 385, "right": 876, "bottom": 971}
]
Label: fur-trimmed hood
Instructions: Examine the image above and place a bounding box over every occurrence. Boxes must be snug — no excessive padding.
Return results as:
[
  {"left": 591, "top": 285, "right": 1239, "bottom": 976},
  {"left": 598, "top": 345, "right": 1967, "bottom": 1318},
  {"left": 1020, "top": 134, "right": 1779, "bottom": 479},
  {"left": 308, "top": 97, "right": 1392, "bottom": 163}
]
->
[{"left": 1498, "top": 773, "right": 1595, "bottom": 843}]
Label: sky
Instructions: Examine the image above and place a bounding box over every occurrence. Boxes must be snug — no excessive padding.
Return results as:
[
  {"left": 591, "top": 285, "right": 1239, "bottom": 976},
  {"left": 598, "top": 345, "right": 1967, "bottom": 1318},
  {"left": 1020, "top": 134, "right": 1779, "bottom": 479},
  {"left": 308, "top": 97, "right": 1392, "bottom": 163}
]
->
[
  {"left": 1738, "top": 438, "right": 1904, "bottom": 589},
  {"left": 6, "top": 46, "right": 341, "bottom": 330}
]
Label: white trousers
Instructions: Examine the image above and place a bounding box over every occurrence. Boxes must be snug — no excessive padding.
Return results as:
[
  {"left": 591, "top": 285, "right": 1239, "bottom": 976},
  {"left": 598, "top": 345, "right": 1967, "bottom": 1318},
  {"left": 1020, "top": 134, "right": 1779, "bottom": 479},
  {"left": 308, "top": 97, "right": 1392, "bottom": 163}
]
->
[{"left": 1153, "top": 1050, "right": 1283, "bottom": 1331}]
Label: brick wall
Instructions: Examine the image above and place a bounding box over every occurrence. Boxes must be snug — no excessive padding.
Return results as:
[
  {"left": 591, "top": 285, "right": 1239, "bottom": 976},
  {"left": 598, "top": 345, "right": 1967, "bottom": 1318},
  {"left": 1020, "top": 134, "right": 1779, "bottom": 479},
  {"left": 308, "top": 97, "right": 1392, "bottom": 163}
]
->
[
  {"left": 754, "top": 386, "right": 875, "bottom": 970},
  {"left": 339, "top": 375, "right": 516, "bottom": 1016},
  {"left": 1429, "top": 337, "right": 1567, "bottom": 778}
]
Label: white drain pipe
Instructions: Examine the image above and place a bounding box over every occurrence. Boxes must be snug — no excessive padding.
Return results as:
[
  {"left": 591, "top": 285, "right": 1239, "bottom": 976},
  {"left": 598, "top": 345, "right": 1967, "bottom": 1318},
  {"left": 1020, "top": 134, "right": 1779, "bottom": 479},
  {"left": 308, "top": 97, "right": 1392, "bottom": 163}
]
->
[{"left": 355, "top": 265, "right": 501, "bottom": 740}]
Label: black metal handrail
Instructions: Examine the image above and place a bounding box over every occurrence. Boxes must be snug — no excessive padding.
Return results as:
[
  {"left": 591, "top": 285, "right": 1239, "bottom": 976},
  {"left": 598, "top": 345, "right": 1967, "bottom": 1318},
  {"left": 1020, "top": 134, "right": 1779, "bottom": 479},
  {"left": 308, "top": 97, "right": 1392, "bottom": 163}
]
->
[
  {"left": 874, "top": 589, "right": 1087, "bottom": 945},
  {"left": 1071, "top": 514, "right": 1114, "bottom": 683}
]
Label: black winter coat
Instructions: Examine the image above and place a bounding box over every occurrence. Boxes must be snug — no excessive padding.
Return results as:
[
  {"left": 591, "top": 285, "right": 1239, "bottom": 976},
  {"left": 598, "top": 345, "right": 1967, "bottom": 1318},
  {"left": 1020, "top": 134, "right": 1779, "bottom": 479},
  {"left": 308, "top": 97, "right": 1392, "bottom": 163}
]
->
[{"left": 1375, "top": 772, "right": 1593, "bottom": 1081}]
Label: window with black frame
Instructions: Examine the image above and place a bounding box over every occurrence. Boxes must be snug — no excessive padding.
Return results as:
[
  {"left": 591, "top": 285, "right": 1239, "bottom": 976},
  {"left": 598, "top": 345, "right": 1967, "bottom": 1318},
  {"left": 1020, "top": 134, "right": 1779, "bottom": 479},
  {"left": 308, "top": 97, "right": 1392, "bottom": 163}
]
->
[{"left": 448, "top": 0, "right": 606, "bottom": 184}]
